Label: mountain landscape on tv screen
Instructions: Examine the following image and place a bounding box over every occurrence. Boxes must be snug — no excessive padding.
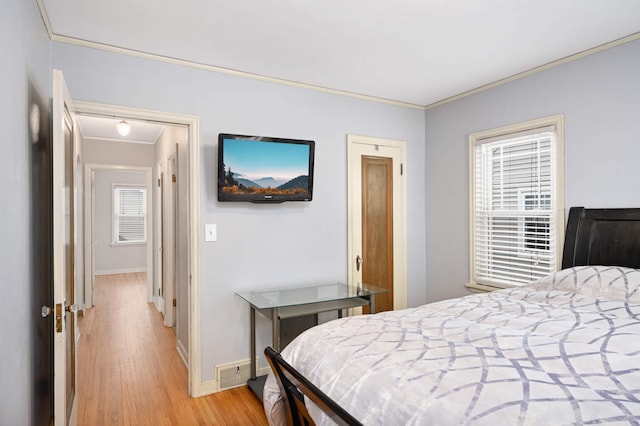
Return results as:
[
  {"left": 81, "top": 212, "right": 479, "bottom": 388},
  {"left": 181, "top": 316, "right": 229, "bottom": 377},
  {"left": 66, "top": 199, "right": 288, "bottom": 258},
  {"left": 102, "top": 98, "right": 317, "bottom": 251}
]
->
[
  {"left": 254, "top": 177, "right": 286, "bottom": 188},
  {"left": 222, "top": 170, "right": 309, "bottom": 195},
  {"left": 278, "top": 175, "right": 308, "bottom": 191}
]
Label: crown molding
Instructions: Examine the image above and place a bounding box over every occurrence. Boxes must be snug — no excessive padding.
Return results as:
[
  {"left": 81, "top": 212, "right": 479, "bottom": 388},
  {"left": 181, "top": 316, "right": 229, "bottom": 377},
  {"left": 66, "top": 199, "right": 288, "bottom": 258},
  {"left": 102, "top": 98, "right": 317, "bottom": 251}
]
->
[
  {"left": 36, "top": 0, "right": 422, "bottom": 110},
  {"left": 425, "top": 32, "right": 640, "bottom": 110},
  {"left": 36, "top": 0, "right": 53, "bottom": 39},
  {"left": 37, "top": 2, "right": 638, "bottom": 112},
  {"left": 48, "top": 33, "right": 425, "bottom": 111}
]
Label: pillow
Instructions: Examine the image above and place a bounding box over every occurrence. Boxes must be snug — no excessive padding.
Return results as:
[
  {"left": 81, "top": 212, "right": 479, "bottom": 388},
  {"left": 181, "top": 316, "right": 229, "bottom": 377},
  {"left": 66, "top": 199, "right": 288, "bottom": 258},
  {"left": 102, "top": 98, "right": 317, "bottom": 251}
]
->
[{"left": 532, "top": 265, "right": 640, "bottom": 301}]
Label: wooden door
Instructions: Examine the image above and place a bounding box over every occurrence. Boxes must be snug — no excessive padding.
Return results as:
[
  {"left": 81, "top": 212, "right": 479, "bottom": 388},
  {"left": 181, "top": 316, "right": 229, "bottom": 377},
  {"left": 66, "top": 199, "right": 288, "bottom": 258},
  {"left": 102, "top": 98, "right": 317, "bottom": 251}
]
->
[
  {"left": 361, "top": 156, "right": 394, "bottom": 312},
  {"left": 348, "top": 135, "right": 407, "bottom": 313}
]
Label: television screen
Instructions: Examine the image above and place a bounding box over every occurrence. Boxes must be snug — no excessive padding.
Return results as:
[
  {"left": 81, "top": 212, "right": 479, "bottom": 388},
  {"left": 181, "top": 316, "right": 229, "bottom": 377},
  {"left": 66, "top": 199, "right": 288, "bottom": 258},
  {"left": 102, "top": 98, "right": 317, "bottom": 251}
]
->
[{"left": 218, "top": 133, "right": 315, "bottom": 203}]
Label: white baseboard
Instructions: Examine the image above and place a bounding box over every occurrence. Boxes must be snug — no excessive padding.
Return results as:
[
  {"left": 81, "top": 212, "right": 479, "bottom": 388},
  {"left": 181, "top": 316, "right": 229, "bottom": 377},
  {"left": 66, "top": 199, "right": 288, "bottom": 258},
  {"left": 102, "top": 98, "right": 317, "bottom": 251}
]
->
[
  {"left": 153, "top": 295, "right": 165, "bottom": 314},
  {"left": 177, "top": 339, "right": 188, "bottom": 368},
  {"left": 199, "top": 379, "right": 218, "bottom": 396},
  {"left": 95, "top": 267, "right": 147, "bottom": 276},
  {"left": 258, "top": 367, "right": 270, "bottom": 377}
]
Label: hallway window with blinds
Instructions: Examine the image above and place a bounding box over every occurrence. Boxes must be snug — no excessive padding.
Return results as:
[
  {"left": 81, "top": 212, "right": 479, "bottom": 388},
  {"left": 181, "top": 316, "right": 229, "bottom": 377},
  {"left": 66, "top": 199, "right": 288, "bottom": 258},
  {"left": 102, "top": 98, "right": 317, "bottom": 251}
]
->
[
  {"left": 113, "top": 186, "right": 147, "bottom": 244},
  {"left": 469, "top": 115, "right": 564, "bottom": 290}
]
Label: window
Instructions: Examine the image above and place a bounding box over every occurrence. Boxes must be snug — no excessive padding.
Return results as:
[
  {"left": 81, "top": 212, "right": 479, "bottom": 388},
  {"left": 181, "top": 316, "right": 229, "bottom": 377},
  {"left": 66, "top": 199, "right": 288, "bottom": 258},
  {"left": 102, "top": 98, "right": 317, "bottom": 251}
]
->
[
  {"left": 113, "top": 186, "right": 147, "bottom": 244},
  {"left": 469, "top": 115, "right": 564, "bottom": 289},
  {"left": 522, "top": 192, "right": 550, "bottom": 251}
]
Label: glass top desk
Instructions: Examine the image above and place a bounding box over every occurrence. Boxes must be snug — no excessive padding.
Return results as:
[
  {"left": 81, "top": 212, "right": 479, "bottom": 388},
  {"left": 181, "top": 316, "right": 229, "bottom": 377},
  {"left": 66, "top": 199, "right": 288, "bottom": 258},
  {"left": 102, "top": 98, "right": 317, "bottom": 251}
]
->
[{"left": 236, "top": 282, "right": 388, "bottom": 399}]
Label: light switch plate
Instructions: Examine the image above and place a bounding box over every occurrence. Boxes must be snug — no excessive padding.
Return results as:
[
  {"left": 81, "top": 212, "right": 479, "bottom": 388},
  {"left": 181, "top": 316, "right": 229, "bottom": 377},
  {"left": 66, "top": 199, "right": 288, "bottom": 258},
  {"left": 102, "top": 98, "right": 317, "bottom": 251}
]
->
[{"left": 205, "top": 224, "right": 217, "bottom": 242}]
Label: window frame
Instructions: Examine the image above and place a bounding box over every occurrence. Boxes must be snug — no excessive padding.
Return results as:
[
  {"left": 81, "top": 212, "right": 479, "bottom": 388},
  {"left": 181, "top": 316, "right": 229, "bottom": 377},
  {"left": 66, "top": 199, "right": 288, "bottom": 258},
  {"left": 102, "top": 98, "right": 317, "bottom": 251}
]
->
[
  {"left": 468, "top": 115, "right": 565, "bottom": 292},
  {"left": 112, "top": 184, "right": 147, "bottom": 246}
]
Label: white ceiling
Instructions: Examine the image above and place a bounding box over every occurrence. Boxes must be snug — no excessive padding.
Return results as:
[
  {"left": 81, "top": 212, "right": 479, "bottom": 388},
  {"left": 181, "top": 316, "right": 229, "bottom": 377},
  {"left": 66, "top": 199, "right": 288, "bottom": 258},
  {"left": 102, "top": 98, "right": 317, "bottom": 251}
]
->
[
  {"left": 77, "top": 115, "right": 164, "bottom": 144},
  {"left": 41, "top": 1, "right": 640, "bottom": 107}
]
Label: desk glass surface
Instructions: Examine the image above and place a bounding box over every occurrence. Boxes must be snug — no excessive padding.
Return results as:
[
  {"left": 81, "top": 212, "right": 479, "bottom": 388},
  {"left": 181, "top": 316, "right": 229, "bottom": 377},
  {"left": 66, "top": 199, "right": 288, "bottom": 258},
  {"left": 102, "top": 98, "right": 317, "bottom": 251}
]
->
[{"left": 236, "top": 282, "right": 387, "bottom": 310}]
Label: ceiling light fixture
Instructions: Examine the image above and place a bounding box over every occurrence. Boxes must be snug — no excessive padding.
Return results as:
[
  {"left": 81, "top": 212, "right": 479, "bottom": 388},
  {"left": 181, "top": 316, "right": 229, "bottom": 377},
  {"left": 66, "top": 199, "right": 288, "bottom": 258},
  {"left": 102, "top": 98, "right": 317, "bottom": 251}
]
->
[{"left": 116, "top": 120, "right": 131, "bottom": 136}]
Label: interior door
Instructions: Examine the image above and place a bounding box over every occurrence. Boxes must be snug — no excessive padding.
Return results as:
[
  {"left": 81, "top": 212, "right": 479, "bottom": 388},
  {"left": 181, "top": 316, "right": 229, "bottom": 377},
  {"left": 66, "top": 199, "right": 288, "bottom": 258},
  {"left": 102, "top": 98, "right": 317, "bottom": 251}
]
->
[
  {"left": 158, "top": 168, "right": 165, "bottom": 308},
  {"left": 163, "top": 155, "right": 177, "bottom": 327},
  {"left": 30, "top": 80, "right": 54, "bottom": 426},
  {"left": 52, "top": 69, "right": 78, "bottom": 425},
  {"left": 348, "top": 135, "right": 407, "bottom": 312},
  {"left": 361, "top": 156, "right": 394, "bottom": 312}
]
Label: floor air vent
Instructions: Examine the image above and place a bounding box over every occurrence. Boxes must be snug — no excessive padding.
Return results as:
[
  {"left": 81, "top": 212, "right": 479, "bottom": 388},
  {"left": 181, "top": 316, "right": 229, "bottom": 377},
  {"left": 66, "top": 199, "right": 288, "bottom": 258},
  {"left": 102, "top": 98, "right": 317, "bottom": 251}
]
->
[{"left": 216, "top": 361, "right": 252, "bottom": 390}]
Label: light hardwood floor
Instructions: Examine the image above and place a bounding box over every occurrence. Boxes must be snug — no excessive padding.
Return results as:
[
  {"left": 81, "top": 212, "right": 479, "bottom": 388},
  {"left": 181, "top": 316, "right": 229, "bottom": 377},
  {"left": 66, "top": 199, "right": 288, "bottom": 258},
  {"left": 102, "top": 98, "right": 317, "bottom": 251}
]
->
[{"left": 78, "top": 273, "right": 269, "bottom": 425}]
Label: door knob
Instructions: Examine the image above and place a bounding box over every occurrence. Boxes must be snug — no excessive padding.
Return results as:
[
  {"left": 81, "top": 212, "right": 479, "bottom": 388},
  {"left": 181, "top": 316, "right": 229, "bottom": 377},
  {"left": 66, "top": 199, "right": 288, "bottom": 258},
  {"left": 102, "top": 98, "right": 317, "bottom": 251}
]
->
[
  {"left": 41, "top": 305, "right": 52, "bottom": 318},
  {"left": 356, "top": 255, "right": 363, "bottom": 272}
]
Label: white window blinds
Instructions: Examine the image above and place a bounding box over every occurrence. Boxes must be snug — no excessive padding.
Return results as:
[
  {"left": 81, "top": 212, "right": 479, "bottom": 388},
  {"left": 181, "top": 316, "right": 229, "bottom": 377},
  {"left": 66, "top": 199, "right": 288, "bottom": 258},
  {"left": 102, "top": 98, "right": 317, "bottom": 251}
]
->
[
  {"left": 471, "top": 120, "right": 562, "bottom": 289},
  {"left": 113, "top": 186, "right": 147, "bottom": 244}
]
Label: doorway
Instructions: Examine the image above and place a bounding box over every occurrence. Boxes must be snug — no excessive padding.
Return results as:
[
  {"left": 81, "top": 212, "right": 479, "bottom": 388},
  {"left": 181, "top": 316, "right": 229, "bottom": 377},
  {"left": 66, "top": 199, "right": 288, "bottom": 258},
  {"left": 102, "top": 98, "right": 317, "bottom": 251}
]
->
[
  {"left": 347, "top": 134, "right": 407, "bottom": 312},
  {"left": 84, "top": 165, "right": 153, "bottom": 309},
  {"left": 73, "top": 100, "right": 203, "bottom": 397}
]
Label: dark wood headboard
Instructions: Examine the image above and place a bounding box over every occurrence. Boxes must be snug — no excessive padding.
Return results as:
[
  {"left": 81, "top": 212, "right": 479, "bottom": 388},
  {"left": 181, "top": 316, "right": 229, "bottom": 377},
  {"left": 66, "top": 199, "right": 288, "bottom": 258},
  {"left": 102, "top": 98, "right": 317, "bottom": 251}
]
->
[{"left": 562, "top": 207, "right": 640, "bottom": 269}]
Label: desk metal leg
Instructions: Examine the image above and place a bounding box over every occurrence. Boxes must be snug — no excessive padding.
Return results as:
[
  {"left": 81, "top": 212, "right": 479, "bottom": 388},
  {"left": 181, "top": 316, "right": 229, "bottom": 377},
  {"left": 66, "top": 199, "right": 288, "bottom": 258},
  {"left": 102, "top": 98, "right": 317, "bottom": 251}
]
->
[
  {"left": 250, "top": 306, "right": 256, "bottom": 380},
  {"left": 272, "top": 307, "right": 280, "bottom": 351},
  {"left": 369, "top": 295, "right": 376, "bottom": 314},
  {"left": 247, "top": 306, "right": 267, "bottom": 401}
]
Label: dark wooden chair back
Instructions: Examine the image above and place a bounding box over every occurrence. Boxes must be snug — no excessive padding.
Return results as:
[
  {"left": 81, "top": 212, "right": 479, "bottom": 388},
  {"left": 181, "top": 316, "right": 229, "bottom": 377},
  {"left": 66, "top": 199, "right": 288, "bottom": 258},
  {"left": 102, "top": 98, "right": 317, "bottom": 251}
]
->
[{"left": 264, "top": 347, "right": 363, "bottom": 426}]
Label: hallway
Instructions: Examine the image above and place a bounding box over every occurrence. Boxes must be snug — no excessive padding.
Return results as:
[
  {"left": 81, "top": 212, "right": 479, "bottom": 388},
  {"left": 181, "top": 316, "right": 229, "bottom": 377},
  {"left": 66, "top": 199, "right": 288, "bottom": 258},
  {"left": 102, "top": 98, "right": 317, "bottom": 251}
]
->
[{"left": 77, "top": 273, "right": 268, "bottom": 425}]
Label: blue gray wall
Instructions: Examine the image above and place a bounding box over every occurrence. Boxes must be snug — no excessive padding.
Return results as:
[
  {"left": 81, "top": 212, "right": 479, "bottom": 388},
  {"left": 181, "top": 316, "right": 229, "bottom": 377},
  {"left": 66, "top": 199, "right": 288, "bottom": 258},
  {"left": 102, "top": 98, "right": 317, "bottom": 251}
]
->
[
  {"left": 51, "top": 42, "right": 427, "bottom": 380},
  {"left": 425, "top": 38, "right": 640, "bottom": 303},
  {"left": 0, "top": 0, "right": 52, "bottom": 423}
]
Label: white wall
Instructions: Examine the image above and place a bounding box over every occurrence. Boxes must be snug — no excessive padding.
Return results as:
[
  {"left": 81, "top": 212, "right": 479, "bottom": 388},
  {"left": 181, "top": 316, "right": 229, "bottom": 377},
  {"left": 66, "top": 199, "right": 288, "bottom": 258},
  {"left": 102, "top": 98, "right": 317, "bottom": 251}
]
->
[
  {"left": 93, "top": 169, "right": 148, "bottom": 274},
  {"left": 0, "top": 0, "right": 51, "bottom": 423},
  {"left": 424, "top": 38, "right": 640, "bottom": 303},
  {"left": 51, "top": 41, "right": 427, "bottom": 382}
]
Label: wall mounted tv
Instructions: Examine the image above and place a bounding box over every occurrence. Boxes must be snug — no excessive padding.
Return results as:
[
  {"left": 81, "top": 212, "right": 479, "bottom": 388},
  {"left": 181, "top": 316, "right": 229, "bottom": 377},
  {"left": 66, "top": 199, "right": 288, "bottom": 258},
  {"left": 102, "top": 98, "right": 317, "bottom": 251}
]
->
[{"left": 218, "top": 133, "right": 315, "bottom": 203}]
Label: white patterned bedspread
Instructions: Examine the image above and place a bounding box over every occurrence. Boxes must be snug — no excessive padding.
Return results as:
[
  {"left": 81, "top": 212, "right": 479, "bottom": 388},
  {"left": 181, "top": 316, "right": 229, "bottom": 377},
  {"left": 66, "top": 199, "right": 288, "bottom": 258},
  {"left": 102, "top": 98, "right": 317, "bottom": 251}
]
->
[{"left": 263, "top": 266, "right": 640, "bottom": 425}]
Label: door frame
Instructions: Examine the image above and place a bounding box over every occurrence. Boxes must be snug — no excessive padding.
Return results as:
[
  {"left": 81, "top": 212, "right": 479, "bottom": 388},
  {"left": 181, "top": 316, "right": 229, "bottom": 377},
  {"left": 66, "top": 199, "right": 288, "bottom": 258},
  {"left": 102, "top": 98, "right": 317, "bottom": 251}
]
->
[
  {"left": 347, "top": 134, "right": 408, "bottom": 310},
  {"left": 75, "top": 100, "right": 202, "bottom": 397},
  {"left": 84, "top": 164, "right": 154, "bottom": 307}
]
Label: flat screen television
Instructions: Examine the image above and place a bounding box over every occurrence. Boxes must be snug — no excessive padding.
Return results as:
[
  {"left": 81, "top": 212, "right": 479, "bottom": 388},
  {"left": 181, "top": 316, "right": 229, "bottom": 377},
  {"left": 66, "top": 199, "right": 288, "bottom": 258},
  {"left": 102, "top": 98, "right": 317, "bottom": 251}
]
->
[{"left": 218, "top": 133, "right": 315, "bottom": 203}]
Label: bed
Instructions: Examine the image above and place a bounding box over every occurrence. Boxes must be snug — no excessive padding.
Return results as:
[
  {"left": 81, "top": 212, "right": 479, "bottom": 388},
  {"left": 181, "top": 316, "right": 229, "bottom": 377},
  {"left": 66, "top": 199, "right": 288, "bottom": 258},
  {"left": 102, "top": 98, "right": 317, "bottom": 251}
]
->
[{"left": 263, "top": 207, "right": 640, "bottom": 425}]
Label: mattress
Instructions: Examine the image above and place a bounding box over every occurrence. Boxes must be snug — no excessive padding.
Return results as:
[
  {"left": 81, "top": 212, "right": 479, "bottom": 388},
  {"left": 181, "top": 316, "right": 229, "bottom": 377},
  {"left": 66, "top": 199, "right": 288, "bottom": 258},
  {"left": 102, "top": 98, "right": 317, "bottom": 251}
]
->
[{"left": 263, "top": 266, "right": 640, "bottom": 425}]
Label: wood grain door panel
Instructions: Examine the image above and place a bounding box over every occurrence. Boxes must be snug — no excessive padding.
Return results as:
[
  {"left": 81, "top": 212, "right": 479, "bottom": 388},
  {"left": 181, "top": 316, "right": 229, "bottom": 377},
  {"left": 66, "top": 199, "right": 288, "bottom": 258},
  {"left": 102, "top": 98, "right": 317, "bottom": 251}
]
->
[{"left": 362, "top": 156, "right": 393, "bottom": 313}]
